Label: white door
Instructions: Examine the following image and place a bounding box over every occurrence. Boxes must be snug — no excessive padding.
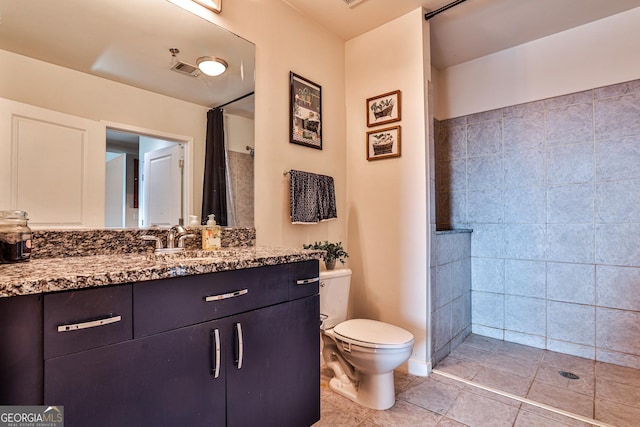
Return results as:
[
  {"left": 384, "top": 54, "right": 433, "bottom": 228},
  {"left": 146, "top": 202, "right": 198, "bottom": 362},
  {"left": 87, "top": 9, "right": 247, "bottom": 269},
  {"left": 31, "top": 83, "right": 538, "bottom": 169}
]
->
[
  {"left": 142, "top": 144, "right": 182, "bottom": 227},
  {"left": 0, "top": 97, "right": 105, "bottom": 228},
  {"left": 105, "top": 154, "right": 126, "bottom": 228}
]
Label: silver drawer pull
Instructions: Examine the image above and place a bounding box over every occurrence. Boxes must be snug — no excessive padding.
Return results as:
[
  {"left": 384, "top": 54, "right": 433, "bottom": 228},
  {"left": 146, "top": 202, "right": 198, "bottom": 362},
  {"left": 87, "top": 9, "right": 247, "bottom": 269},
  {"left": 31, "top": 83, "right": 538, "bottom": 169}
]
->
[
  {"left": 205, "top": 289, "right": 248, "bottom": 302},
  {"left": 57, "top": 315, "right": 122, "bottom": 332},
  {"left": 296, "top": 277, "right": 319, "bottom": 285},
  {"left": 212, "top": 329, "right": 221, "bottom": 379},
  {"left": 235, "top": 323, "right": 244, "bottom": 370}
]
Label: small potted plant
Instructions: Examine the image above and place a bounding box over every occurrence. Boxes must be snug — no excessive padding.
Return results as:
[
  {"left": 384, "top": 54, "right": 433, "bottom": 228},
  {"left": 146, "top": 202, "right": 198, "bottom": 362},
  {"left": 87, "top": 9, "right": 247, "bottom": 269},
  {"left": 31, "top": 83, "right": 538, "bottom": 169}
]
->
[{"left": 303, "top": 241, "right": 349, "bottom": 270}]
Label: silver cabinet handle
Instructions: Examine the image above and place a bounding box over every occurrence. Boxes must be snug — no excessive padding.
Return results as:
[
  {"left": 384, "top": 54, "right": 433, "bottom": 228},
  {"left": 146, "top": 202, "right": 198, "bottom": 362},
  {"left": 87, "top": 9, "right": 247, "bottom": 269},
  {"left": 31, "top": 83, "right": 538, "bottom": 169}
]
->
[
  {"left": 205, "top": 289, "right": 248, "bottom": 302},
  {"left": 235, "top": 323, "right": 244, "bottom": 370},
  {"left": 296, "top": 277, "right": 319, "bottom": 285},
  {"left": 212, "top": 329, "right": 221, "bottom": 379},
  {"left": 57, "top": 315, "right": 122, "bottom": 332}
]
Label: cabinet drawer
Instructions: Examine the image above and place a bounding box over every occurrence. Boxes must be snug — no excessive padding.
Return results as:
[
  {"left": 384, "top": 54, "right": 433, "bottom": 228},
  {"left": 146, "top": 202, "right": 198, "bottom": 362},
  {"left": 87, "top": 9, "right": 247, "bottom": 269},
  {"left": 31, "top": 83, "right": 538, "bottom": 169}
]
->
[
  {"left": 44, "top": 285, "right": 132, "bottom": 359},
  {"left": 288, "top": 260, "right": 320, "bottom": 301},
  {"left": 134, "top": 265, "right": 289, "bottom": 337}
]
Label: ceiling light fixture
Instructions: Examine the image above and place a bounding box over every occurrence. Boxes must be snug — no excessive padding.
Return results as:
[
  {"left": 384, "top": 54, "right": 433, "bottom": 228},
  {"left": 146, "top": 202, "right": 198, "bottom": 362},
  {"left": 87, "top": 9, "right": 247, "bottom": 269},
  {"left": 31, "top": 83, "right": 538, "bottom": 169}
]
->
[{"left": 196, "top": 56, "right": 228, "bottom": 76}]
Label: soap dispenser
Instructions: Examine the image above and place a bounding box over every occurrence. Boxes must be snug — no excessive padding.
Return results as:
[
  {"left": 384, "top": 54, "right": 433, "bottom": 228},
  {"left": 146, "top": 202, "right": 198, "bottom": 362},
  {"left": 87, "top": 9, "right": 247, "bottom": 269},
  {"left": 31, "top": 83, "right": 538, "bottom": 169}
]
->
[{"left": 202, "top": 214, "right": 221, "bottom": 250}]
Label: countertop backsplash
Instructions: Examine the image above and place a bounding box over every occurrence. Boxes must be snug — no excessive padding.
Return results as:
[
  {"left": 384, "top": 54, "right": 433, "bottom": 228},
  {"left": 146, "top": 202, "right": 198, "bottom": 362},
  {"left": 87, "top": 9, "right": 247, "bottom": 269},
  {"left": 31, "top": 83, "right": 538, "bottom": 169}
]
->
[{"left": 31, "top": 227, "right": 256, "bottom": 259}]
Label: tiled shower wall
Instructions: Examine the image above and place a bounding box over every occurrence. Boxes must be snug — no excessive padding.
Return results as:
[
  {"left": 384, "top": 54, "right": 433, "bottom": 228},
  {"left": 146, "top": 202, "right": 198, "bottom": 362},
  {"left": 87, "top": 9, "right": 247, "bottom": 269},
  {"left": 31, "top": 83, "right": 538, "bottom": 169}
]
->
[
  {"left": 435, "top": 78, "right": 640, "bottom": 369},
  {"left": 227, "top": 150, "right": 254, "bottom": 227},
  {"left": 431, "top": 230, "right": 472, "bottom": 365}
]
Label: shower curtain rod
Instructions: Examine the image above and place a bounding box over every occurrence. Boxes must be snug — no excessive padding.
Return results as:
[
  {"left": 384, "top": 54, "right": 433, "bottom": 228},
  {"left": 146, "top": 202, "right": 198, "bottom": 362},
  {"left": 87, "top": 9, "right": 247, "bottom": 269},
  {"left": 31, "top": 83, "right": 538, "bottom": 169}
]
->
[
  {"left": 213, "top": 91, "right": 255, "bottom": 109},
  {"left": 424, "top": 0, "right": 467, "bottom": 20}
]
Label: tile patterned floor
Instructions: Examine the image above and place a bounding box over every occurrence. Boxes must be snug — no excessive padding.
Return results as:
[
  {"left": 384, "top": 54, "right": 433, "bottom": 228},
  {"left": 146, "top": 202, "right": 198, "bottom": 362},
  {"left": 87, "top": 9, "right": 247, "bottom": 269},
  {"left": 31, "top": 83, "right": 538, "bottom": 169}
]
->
[{"left": 313, "top": 334, "right": 640, "bottom": 427}]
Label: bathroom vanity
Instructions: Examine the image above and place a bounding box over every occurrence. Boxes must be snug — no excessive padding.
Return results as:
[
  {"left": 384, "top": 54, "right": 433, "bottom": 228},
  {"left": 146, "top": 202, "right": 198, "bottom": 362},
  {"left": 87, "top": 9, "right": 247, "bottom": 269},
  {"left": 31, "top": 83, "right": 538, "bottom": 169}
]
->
[{"left": 0, "top": 238, "right": 320, "bottom": 427}]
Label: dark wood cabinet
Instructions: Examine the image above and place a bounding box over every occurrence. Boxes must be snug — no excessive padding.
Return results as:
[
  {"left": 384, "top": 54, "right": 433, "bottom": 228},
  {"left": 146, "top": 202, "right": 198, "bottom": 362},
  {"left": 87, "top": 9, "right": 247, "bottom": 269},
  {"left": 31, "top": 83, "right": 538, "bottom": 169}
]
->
[
  {"left": 226, "top": 294, "right": 320, "bottom": 427},
  {"left": 0, "top": 293, "right": 43, "bottom": 405},
  {"left": 45, "top": 317, "right": 227, "bottom": 426},
  {"left": 2, "top": 260, "right": 320, "bottom": 427}
]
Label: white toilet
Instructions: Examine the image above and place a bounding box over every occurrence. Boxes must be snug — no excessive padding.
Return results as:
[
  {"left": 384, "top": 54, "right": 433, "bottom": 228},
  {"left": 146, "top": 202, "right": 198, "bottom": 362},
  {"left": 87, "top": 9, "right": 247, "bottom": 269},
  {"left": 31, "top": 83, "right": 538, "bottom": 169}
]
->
[{"left": 319, "top": 269, "right": 414, "bottom": 410}]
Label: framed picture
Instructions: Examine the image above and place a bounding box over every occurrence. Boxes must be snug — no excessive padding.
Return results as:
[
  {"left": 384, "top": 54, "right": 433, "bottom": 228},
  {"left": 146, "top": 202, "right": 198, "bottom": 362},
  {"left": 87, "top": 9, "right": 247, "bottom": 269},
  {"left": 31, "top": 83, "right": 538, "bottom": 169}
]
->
[
  {"left": 192, "top": 0, "right": 222, "bottom": 13},
  {"left": 367, "top": 90, "right": 401, "bottom": 127},
  {"left": 290, "top": 72, "right": 322, "bottom": 150},
  {"left": 367, "top": 126, "right": 401, "bottom": 161}
]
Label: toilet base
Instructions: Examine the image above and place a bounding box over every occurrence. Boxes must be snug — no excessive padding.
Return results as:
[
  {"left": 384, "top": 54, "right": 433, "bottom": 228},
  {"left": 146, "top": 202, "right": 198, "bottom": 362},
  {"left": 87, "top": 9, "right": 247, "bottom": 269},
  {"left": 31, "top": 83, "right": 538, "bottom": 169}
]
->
[{"left": 328, "top": 371, "right": 396, "bottom": 410}]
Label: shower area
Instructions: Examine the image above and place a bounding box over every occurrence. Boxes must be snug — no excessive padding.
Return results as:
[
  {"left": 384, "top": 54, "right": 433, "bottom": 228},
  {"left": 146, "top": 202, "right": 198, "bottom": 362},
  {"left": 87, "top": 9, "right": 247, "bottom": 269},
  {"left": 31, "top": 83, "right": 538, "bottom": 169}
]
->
[
  {"left": 224, "top": 111, "right": 255, "bottom": 227},
  {"left": 430, "top": 77, "right": 640, "bottom": 371},
  {"left": 422, "top": 76, "right": 640, "bottom": 426},
  {"left": 202, "top": 91, "right": 255, "bottom": 228}
]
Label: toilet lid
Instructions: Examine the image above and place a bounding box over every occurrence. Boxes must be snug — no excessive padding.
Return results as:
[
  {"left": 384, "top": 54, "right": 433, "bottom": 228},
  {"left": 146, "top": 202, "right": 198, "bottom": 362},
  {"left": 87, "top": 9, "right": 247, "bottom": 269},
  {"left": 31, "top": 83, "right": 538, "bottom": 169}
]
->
[{"left": 333, "top": 319, "right": 414, "bottom": 349}]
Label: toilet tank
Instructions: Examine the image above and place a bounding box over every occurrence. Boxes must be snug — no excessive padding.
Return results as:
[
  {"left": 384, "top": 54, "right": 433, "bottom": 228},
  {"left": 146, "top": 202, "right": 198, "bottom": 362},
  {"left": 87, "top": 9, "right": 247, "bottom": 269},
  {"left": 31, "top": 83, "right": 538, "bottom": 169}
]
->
[{"left": 319, "top": 268, "right": 352, "bottom": 330}]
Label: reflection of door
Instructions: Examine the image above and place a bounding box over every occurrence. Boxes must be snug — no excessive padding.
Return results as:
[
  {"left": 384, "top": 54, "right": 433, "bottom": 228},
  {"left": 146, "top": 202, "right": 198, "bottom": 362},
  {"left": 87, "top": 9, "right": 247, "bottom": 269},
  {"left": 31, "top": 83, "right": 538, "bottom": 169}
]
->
[
  {"left": 0, "top": 98, "right": 105, "bottom": 227},
  {"left": 105, "top": 154, "right": 126, "bottom": 227},
  {"left": 142, "top": 145, "right": 182, "bottom": 227}
]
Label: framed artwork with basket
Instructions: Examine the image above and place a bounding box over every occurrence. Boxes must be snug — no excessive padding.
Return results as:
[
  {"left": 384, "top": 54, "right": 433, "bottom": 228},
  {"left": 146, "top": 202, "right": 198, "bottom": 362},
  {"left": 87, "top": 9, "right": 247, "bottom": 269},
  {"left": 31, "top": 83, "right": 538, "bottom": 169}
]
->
[
  {"left": 366, "top": 125, "right": 401, "bottom": 161},
  {"left": 366, "top": 90, "right": 401, "bottom": 127}
]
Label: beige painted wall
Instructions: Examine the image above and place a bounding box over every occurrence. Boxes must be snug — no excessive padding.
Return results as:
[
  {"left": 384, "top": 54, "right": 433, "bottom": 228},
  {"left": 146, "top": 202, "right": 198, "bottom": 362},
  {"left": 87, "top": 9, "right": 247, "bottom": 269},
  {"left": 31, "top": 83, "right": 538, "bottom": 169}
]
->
[
  {"left": 345, "top": 8, "right": 431, "bottom": 374},
  {"left": 212, "top": 0, "right": 347, "bottom": 248},
  {"left": 435, "top": 7, "right": 640, "bottom": 119}
]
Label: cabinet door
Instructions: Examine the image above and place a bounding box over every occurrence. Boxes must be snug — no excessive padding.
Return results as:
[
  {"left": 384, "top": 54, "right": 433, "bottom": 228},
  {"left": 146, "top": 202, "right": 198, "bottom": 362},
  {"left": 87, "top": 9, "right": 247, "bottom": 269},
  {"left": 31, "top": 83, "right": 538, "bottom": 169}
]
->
[
  {"left": 0, "top": 294, "right": 43, "bottom": 404},
  {"left": 227, "top": 295, "right": 320, "bottom": 427},
  {"left": 45, "top": 319, "right": 228, "bottom": 427}
]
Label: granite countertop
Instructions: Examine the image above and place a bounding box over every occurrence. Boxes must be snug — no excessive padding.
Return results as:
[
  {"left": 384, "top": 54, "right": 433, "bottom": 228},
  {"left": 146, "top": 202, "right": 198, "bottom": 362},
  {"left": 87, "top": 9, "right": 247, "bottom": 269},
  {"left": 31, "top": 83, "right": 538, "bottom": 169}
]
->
[{"left": 0, "top": 247, "right": 321, "bottom": 298}]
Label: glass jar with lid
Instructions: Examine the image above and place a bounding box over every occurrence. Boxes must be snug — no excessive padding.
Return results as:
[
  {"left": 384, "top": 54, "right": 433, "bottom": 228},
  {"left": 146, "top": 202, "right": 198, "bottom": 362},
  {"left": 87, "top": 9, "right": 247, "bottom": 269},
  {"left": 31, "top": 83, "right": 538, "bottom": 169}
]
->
[{"left": 0, "top": 210, "right": 32, "bottom": 263}]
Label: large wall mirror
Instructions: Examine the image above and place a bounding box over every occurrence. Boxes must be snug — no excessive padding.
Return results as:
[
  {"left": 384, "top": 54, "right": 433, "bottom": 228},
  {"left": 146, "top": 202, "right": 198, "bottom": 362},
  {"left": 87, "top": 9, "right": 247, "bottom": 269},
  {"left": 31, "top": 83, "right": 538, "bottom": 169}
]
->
[{"left": 0, "top": 0, "right": 255, "bottom": 228}]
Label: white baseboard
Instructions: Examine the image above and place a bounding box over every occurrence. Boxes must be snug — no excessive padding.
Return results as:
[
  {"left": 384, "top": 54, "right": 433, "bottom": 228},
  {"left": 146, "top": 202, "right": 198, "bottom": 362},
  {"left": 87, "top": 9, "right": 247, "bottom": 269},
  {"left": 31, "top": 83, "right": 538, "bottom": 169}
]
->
[{"left": 407, "top": 357, "right": 432, "bottom": 377}]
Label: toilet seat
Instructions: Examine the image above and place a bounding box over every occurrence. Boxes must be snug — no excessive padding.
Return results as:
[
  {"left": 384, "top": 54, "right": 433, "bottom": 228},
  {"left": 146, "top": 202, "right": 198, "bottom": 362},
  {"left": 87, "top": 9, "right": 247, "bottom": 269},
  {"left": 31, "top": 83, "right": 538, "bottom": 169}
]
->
[{"left": 332, "top": 319, "right": 414, "bottom": 350}]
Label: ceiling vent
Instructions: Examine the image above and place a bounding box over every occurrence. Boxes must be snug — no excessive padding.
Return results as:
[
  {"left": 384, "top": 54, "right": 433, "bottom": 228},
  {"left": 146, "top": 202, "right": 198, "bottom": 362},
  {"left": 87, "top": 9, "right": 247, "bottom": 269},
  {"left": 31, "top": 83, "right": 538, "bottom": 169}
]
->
[
  {"left": 342, "top": 0, "right": 367, "bottom": 7},
  {"left": 170, "top": 61, "right": 200, "bottom": 77}
]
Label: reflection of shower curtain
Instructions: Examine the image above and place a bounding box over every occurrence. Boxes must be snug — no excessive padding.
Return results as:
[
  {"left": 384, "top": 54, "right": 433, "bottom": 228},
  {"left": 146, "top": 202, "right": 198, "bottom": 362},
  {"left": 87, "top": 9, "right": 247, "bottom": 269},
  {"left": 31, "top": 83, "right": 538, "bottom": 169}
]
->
[
  {"left": 224, "top": 115, "right": 237, "bottom": 226},
  {"left": 201, "top": 108, "right": 228, "bottom": 225}
]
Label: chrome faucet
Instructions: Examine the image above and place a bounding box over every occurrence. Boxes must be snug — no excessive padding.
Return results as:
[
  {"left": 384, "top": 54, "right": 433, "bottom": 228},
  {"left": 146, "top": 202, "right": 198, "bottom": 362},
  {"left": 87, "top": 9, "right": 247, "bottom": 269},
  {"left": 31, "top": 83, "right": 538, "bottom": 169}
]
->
[
  {"left": 141, "top": 225, "right": 195, "bottom": 253},
  {"left": 166, "top": 225, "right": 184, "bottom": 249},
  {"left": 167, "top": 225, "right": 195, "bottom": 249}
]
